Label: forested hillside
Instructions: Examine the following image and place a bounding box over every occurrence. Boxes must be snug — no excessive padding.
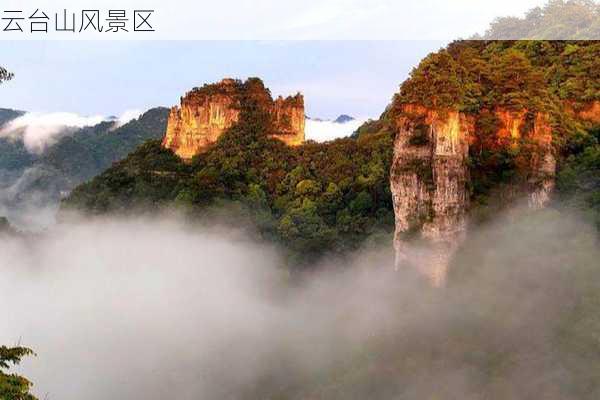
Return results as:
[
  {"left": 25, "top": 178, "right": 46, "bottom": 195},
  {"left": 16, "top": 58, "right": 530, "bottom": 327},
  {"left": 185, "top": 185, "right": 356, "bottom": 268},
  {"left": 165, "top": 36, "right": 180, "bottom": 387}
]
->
[
  {"left": 64, "top": 100, "right": 395, "bottom": 264},
  {"left": 64, "top": 38, "right": 600, "bottom": 263},
  {"left": 0, "top": 108, "right": 169, "bottom": 228}
]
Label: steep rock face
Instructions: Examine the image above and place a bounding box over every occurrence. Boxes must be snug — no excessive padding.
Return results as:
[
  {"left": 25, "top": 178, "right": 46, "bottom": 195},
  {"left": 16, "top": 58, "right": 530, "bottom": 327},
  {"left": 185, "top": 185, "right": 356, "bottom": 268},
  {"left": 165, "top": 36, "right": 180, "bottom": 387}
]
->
[
  {"left": 494, "top": 110, "right": 556, "bottom": 209},
  {"left": 391, "top": 105, "right": 472, "bottom": 287},
  {"left": 162, "top": 78, "right": 304, "bottom": 159},
  {"left": 271, "top": 96, "right": 305, "bottom": 146},
  {"left": 163, "top": 93, "right": 240, "bottom": 159},
  {"left": 391, "top": 105, "right": 556, "bottom": 286}
]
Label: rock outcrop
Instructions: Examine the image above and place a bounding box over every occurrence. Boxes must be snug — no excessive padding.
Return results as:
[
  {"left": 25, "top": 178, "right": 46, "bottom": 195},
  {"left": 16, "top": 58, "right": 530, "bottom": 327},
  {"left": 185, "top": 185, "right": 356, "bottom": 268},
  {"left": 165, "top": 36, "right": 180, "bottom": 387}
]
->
[
  {"left": 162, "top": 78, "right": 304, "bottom": 159},
  {"left": 494, "top": 110, "right": 556, "bottom": 209},
  {"left": 391, "top": 106, "right": 473, "bottom": 287},
  {"left": 391, "top": 105, "right": 557, "bottom": 286}
]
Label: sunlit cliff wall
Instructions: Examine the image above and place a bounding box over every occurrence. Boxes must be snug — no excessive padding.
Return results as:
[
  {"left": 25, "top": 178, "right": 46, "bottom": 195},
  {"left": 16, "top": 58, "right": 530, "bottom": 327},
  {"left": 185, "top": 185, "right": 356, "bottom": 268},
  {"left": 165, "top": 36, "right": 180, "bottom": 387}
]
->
[
  {"left": 391, "top": 105, "right": 559, "bottom": 286},
  {"left": 391, "top": 106, "right": 472, "bottom": 287},
  {"left": 162, "top": 78, "right": 304, "bottom": 159}
]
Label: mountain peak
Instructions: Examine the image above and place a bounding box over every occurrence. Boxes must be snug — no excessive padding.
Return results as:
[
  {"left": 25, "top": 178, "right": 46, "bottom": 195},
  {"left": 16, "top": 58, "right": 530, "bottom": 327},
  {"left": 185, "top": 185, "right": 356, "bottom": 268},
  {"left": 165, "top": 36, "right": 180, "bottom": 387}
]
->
[
  {"left": 162, "top": 78, "right": 305, "bottom": 159},
  {"left": 334, "top": 114, "right": 354, "bottom": 124}
]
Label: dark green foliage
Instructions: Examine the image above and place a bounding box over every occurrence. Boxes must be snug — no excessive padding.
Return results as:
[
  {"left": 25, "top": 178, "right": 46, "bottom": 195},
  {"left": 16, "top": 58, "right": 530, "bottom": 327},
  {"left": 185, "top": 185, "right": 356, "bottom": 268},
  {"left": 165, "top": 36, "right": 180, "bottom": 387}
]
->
[
  {"left": 42, "top": 107, "right": 170, "bottom": 183},
  {"left": 0, "top": 109, "right": 23, "bottom": 127},
  {"left": 0, "top": 109, "right": 31, "bottom": 172},
  {"left": 394, "top": 39, "right": 598, "bottom": 223},
  {"left": 556, "top": 125, "right": 600, "bottom": 229},
  {"left": 0, "top": 346, "right": 37, "bottom": 400},
  {"left": 64, "top": 104, "right": 395, "bottom": 265},
  {"left": 0, "top": 108, "right": 170, "bottom": 226},
  {"left": 0, "top": 139, "right": 36, "bottom": 173},
  {"left": 396, "top": 40, "right": 599, "bottom": 114}
]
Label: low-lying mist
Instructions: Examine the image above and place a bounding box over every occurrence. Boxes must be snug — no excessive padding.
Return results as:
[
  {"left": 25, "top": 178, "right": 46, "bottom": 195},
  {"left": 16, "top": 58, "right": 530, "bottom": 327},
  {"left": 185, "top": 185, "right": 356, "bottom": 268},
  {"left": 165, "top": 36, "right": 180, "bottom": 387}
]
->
[
  {"left": 0, "top": 110, "right": 142, "bottom": 153},
  {"left": 1, "top": 209, "right": 599, "bottom": 399}
]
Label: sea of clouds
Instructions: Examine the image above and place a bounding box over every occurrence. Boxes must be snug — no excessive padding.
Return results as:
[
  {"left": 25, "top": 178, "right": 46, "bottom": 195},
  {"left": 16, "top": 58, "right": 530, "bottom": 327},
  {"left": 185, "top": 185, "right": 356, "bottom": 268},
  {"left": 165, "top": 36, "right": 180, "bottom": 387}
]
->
[
  {"left": 0, "top": 110, "right": 142, "bottom": 153},
  {"left": 1, "top": 208, "right": 597, "bottom": 399},
  {"left": 1, "top": 110, "right": 365, "bottom": 152},
  {"left": 305, "top": 117, "right": 367, "bottom": 142}
]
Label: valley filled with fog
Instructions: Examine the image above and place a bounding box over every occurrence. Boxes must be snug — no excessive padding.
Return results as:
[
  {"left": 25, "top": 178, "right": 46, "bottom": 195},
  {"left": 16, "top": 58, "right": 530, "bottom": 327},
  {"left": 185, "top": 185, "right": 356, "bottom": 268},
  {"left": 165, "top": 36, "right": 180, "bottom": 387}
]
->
[{"left": 2, "top": 209, "right": 599, "bottom": 399}]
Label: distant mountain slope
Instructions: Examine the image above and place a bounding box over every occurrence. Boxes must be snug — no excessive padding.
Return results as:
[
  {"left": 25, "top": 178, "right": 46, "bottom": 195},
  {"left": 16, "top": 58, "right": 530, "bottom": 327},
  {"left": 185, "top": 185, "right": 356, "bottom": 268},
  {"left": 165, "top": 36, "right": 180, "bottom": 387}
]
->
[
  {"left": 334, "top": 114, "right": 354, "bottom": 123},
  {"left": 0, "top": 107, "right": 169, "bottom": 228},
  {"left": 475, "top": 0, "right": 600, "bottom": 39},
  {"left": 42, "top": 107, "right": 169, "bottom": 183},
  {"left": 0, "top": 108, "right": 24, "bottom": 126}
]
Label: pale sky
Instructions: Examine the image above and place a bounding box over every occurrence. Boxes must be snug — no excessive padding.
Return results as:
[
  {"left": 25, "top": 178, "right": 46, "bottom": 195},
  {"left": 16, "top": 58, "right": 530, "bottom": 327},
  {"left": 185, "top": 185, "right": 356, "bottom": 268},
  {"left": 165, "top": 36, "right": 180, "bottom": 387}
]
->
[
  {"left": 0, "top": 0, "right": 546, "bottom": 40},
  {"left": 0, "top": 41, "right": 444, "bottom": 119},
  {"left": 0, "top": 0, "right": 553, "bottom": 118}
]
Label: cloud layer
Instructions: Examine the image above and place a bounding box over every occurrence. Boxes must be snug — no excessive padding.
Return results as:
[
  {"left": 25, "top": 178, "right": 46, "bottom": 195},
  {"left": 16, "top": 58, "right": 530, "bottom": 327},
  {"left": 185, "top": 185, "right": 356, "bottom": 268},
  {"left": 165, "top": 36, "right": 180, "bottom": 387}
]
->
[
  {"left": 305, "top": 117, "right": 366, "bottom": 142},
  {"left": 0, "top": 110, "right": 142, "bottom": 153},
  {"left": 1, "top": 208, "right": 598, "bottom": 399}
]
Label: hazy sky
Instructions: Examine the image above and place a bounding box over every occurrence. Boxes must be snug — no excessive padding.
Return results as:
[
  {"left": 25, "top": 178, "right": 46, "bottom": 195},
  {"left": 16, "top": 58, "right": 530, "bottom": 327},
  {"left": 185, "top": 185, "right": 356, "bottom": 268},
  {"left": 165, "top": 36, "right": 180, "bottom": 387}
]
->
[
  {"left": 0, "top": 41, "right": 444, "bottom": 119},
  {"left": 0, "top": 0, "right": 546, "bottom": 39},
  {"left": 0, "top": 0, "right": 552, "bottom": 118}
]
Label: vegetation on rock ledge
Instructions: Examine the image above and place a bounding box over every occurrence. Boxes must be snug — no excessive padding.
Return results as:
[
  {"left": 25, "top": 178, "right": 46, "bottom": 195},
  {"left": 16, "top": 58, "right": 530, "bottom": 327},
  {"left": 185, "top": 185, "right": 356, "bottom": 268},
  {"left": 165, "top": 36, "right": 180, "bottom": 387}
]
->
[{"left": 64, "top": 101, "right": 395, "bottom": 265}]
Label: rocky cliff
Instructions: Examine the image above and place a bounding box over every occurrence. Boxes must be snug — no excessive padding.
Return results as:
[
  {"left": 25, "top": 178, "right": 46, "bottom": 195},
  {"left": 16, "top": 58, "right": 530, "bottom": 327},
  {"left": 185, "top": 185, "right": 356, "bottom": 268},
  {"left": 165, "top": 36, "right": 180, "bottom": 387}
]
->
[
  {"left": 391, "top": 105, "right": 561, "bottom": 286},
  {"left": 391, "top": 106, "right": 472, "bottom": 286},
  {"left": 389, "top": 40, "right": 599, "bottom": 286},
  {"left": 162, "top": 78, "right": 304, "bottom": 159}
]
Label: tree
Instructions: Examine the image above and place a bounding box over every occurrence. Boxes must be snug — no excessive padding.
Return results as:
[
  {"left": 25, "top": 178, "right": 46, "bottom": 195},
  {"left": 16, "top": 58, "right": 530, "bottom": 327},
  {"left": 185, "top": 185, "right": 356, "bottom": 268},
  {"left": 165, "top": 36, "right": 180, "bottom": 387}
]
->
[
  {"left": 0, "top": 67, "right": 13, "bottom": 84},
  {"left": 0, "top": 346, "right": 37, "bottom": 400}
]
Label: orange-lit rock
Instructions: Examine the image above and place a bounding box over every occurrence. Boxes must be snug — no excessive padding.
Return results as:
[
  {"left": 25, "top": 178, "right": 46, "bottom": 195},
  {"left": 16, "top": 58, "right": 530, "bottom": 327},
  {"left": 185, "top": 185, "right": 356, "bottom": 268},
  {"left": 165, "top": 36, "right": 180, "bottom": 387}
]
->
[
  {"left": 162, "top": 78, "right": 304, "bottom": 159},
  {"left": 390, "top": 105, "right": 557, "bottom": 286},
  {"left": 492, "top": 109, "right": 556, "bottom": 208},
  {"left": 495, "top": 109, "right": 526, "bottom": 144},
  {"left": 271, "top": 96, "right": 305, "bottom": 146},
  {"left": 391, "top": 105, "right": 473, "bottom": 287}
]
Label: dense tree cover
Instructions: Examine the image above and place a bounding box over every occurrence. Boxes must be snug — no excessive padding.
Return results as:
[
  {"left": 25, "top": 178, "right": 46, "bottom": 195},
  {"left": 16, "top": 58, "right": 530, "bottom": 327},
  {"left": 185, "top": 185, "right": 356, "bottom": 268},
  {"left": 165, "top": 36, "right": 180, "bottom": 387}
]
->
[
  {"left": 393, "top": 40, "right": 599, "bottom": 219},
  {"left": 0, "top": 108, "right": 169, "bottom": 177},
  {"left": 396, "top": 40, "right": 599, "bottom": 113},
  {"left": 64, "top": 101, "right": 395, "bottom": 265},
  {"left": 556, "top": 125, "right": 600, "bottom": 229},
  {"left": 64, "top": 41, "right": 600, "bottom": 260},
  {"left": 475, "top": 0, "right": 600, "bottom": 40},
  {"left": 0, "top": 109, "right": 23, "bottom": 127},
  {"left": 0, "top": 108, "right": 169, "bottom": 228}
]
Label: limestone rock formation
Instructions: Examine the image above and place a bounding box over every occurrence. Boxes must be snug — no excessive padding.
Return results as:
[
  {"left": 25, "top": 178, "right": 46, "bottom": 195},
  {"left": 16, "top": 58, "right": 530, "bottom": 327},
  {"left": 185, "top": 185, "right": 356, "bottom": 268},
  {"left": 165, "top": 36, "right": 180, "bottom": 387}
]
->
[
  {"left": 391, "top": 105, "right": 558, "bottom": 286},
  {"left": 494, "top": 110, "right": 556, "bottom": 209},
  {"left": 162, "top": 78, "right": 304, "bottom": 159},
  {"left": 391, "top": 105, "right": 473, "bottom": 287}
]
